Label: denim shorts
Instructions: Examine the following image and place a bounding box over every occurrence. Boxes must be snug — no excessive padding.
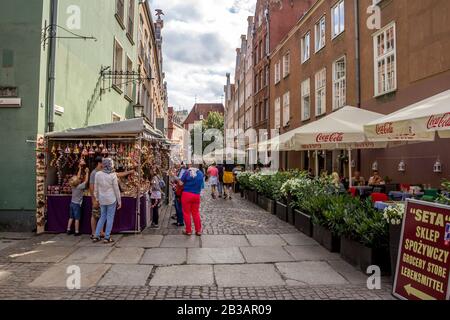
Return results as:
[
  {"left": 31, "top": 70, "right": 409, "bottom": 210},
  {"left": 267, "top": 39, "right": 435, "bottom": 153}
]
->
[{"left": 70, "top": 202, "right": 82, "bottom": 220}]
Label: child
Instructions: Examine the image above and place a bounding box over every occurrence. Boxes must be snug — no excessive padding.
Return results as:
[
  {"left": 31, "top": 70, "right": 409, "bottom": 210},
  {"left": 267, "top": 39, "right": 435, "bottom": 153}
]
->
[
  {"left": 150, "top": 180, "right": 162, "bottom": 228},
  {"left": 67, "top": 166, "right": 89, "bottom": 236}
]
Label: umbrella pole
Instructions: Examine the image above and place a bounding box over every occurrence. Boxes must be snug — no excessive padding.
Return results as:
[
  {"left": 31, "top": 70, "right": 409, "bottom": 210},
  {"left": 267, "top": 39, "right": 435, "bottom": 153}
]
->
[
  {"left": 315, "top": 150, "right": 319, "bottom": 178},
  {"left": 348, "top": 148, "right": 353, "bottom": 188}
]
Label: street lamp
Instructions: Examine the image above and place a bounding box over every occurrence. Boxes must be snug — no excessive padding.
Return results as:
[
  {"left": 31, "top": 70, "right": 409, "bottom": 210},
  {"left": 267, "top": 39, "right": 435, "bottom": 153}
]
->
[{"left": 133, "top": 103, "right": 144, "bottom": 118}]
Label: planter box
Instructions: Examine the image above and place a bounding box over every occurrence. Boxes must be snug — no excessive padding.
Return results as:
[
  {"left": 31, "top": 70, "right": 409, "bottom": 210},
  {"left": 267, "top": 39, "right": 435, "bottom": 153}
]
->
[
  {"left": 340, "top": 237, "right": 390, "bottom": 275},
  {"left": 287, "top": 206, "right": 295, "bottom": 226},
  {"left": 389, "top": 224, "right": 402, "bottom": 280},
  {"left": 257, "top": 194, "right": 269, "bottom": 210},
  {"left": 247, "top": 190, "right": 257, "bottom": 204},
  {"left": 294, "top": 209, "right": 313, "bottom": 237},
  {"left": 267, "top": 199, "right": 276, "bottom": 215},
  {"left": 313, "top": 224, "right": 340, "bottom": 252},
  {"left": 276, "top": 201, "right": 288, "bottom": 222}
]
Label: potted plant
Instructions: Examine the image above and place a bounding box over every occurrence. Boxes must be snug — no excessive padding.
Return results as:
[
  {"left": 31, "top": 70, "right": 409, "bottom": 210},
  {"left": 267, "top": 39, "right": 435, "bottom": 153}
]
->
[
  {"left": 339, "top": 199, "right": 390, "bottom": 274},
  {"left": 382, "top": 203, "right": 405, "bottom": 279}
]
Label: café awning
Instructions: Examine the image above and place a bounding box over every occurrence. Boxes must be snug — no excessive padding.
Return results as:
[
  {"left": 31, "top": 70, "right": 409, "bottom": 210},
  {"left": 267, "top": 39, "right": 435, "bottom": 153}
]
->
[
  {"left": 364, "top": 89, "right": 450, "bottom": 141},
  {"left": 288, "top": 106, "right": 387, "bottom": 150}
]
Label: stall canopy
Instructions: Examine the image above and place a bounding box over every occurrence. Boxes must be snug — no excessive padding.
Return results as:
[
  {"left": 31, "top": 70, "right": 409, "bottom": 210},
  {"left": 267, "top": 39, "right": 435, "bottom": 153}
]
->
[
  {"left": 364, "top": 89, "right": 450, "bottom": 141},
  {"left": 45, "top": 118, "right": 166, "bottom": 140}
]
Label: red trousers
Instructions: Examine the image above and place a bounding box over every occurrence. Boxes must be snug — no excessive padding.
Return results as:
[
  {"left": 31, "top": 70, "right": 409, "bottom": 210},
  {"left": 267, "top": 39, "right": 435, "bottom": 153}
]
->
[{"left": 181, "top": 192, "right": 202, "bottom": 233}]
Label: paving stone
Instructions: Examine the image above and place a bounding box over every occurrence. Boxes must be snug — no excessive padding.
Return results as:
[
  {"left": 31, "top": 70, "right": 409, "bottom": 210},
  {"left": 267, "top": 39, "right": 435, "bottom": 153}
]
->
[
  {"left": 62, "top": 246, "right": 113, "bottom": 264},
  {"left": 104, "top": 247, "right": 145, "bottom": 264},
  {"left": 240, "top": 246, "right": 294, "bottom": 263},
  {"left": 116, "top": 235, "right": 163, "bottom": 248},
  {"left": 0, "top": 232, "right": 34, "bottom": 240},
  {"left": 39, "top": 234, "right": 83, "bottom": 247},
  {"left": 160, "top": 235, "right": 200, "bottom": 248},
  {"left": 150, "top": 265, "right": 214, "bottom": 286},
  {"left": 140, "top": 248, "right": 186, "bottom": 265},
  {"left": 0, "top": 240, "right": 18, "bottom": 251},
  {"left": 327, "top": 260, "right": 368, "bottom": 284},
  {"left": 201, "top": 235, "right": 249, "bottom": 248},
  {"left": 279, "top": 233, "right": 318, "bottom": 246},
  {"left": 284, "top": 245, "right": 340, "bottom": 261},
  {"left": 98, "top": 264, "right": 152, "bottom": 286},
  {"left": 12, "top": 246, "right": 76, "bottom": 263},
  {"left": 276, "top": 262, "right": 348, "bottom": 286},
  {"left": 246, "top": 234, "right": 287, "bottom": 247},
  {"left": 77, "top": 235, "right": 123, "bottom": 247},
  {"left": 187, "top": 248, "right": 245, "bottom": 264},
  {"left": 214, "top": 264, "right": 285, "bottom": 287},
  {"left": 29, "top": 263, "right": 111, "bottom": 288},
  {"left": 0, "top": 268, "right": 11, "bottom": 283}
]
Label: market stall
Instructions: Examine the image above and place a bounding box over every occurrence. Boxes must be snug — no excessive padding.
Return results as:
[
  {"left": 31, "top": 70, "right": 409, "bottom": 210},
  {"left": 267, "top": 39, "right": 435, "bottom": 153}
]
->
[{"left": 38, "top": 118, "right": 170, "bottom": 234}]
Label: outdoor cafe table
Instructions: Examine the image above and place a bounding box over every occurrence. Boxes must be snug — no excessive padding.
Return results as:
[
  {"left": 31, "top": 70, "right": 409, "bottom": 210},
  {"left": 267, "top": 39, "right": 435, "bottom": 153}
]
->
[
  {"left": 388, "top": 191, "right": 424, "bottom": 201},
  {"left": 353, "top": 186, "right": 373, "bottom": 197}
]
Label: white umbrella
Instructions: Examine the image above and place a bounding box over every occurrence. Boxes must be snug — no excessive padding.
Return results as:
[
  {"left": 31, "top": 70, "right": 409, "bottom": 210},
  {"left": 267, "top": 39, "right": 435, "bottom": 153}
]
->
[
  {"left": 364, "top": 89, "right": 450, "bottom": 141},
  {"left": 288, "top": 106, "right": 387, "bottom": 186}
]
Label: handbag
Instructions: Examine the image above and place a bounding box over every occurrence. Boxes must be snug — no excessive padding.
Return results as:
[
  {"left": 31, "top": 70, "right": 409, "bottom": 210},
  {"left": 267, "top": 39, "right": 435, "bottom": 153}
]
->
[{"left": 175, "top": 182, "right": 184, "bottom": 198}]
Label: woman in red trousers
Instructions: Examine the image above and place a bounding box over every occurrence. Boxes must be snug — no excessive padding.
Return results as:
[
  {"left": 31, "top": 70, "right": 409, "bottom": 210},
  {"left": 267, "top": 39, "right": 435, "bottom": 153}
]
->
[{"left": 180, "top": 166, "right": 205, "bottom": 236}]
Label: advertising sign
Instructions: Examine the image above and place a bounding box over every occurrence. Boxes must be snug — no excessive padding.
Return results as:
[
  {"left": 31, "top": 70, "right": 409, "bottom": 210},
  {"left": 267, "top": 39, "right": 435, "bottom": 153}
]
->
[{"left": 393, "top": 199, "right": 450, "bottom": 300}]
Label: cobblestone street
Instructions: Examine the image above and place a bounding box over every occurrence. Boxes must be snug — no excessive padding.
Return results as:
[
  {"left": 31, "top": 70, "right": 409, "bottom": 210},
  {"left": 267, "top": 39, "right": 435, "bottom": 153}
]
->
[{"left": 0, "top": 191, "right": 394, "bottom": 300}]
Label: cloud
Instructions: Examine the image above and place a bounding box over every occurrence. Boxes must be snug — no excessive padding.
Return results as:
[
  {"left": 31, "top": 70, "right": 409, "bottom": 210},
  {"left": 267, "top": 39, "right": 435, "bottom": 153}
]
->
[{"left": 148, "top": 0, "right": 256, "bottom": 110}]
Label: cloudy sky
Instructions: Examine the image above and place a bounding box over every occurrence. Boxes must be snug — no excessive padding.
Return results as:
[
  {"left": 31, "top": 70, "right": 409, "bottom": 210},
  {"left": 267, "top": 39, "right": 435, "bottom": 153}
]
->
[{"left": 148, "top": 0, "right": 256, "bottom": 111}]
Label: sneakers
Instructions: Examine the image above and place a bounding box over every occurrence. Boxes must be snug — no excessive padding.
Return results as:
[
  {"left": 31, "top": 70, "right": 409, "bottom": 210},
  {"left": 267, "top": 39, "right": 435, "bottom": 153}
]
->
[
  {"left": 74, "top": 232, "right": 82, "bottom": 237},
  {"left": 150, "top": 223, "right": 159, "bottom": 229},
  {"left": 172, "top": 222, "right": 184, "bottom": 227}
]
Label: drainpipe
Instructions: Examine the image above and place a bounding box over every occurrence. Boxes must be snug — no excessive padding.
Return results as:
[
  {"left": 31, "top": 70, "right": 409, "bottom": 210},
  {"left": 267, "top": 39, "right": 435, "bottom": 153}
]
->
[
  {"left": 354, "top": 0, "right": 362, "bottom": 171},
  {"left": 47, "top": 0, "right": 58, "bottom": 132}
]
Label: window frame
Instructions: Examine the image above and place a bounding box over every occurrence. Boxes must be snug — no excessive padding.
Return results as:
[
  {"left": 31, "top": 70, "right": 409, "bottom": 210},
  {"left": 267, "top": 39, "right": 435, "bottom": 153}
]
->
[
  {"left": 315, "top": 68, "right": 327, "bottom": 116},
  {"left": 112, "top": 38, "right": 124, "bottom": 93},
  {"left": 301, "top": 31, "right": 311, "bottom": 63},
  {"left": 283, "top": 52, "right": 290, "bottom": 78},
  {"left": 331, "top": 0, "right": 345, "bottom": 39},
  {"left": 332, "top": 55, "right": 346, "bottom": 110},
  {"left": 274, "top": 97, "right": 281, "bottom": 129},
  {"left": 282, "top": 91, "right": 290, "bottom": 127},
  {"left": 301, "top": 78, "right": 311, "bottom": 121},
  {"left": 125, "top": 55, "right": 134, "bottom": 101},
  {"left": 373, "top": 21, "right": 397, "bottom": 97},
  {"left": 274, "top": 61, "right": 281, "bottom": 84},
  {"left": 314, "top": 15, "right": 326, "bottom": 53}
]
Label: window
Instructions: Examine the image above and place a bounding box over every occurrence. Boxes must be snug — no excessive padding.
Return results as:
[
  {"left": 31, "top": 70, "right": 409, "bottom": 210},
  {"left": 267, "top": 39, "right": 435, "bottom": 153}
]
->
[
  {"left": 283, "top": 52, "right": 290, "bottom": 78},
  {"left": 274, "top": 97, "right": 281, "bottom": 129},
  {"left": 255, "top": 74, "right": 259, "bottom": 92},
  {"left": 125, "top": 56, "right": 133, "bottom": 99},
  {"left": 333, "top": 56, "right": 346, "bottom": 110},
  {"left": 374, "top": 22, "right": 397, "bottom": 96},
  {"left": 282, "top": 92, "right": 290, "bottom": 126},
  {"left": 315, "top": 68, "right": 326, "bottom": 116},
  {"left": 112, "top": 112, "right": 122, "bottom": 122},
  {"left": 301, "top": 79, "right": 311, "bottom": 121},
  {"left": 116, "top": 0, "right": 125, "bottom": 26},
  {"left": 255, "top": 104, "right": 260, "bottom": 124},
  {"left": 265, "top": 99, "right": 269, "bottom": 118},
  {"left": 265, "top": 36, "right": 270, "bottom": 55},
  {"left": 301, "top": 32, "right": 310, "bottom": 63},
  {"left": 315, "top": 16, "right": 326, "bottom": 52},
  {"left": 113, "top": 39, "right": 123, "bottom": 90},
  {"left": 274, "top": 61, "right": 281, "bottom": 84},
  {"left": 331, "top": 0, "right": 345, "bottom": 38},
  {"left": 260, "top": 41, "right": 264, "bottom": 60},
  {"left": 127, "top": 0, "right": 135, "bottom": 39},
  {"left": 265, "top": 66, "right": 269, "bottom": 86}
]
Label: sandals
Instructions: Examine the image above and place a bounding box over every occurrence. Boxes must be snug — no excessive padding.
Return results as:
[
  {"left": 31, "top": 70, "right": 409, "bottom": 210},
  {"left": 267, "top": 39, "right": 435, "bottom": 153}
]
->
[
  {"left": 92, "top": 237, "right": 101, "bottom": 243},
  {"left": 183, "top": 231, "right": 192, "bottom": 236},
  {"left": 103, "top": 238, "right": 115, "bottom": 244}
]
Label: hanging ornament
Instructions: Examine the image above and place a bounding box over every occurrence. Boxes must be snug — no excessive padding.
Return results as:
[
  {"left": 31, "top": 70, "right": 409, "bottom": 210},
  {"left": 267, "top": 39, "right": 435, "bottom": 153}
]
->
[
  {"left": 92, "top": 141, "right": 97, "bottom": 148},
  {"left": 57, "top": 144, "right": 62, "bottom": 152},
  {"left": 86, "top": 141, "right": 91, "bottom": 148},
  {"left": 78, "top": 141, "right": 83, "bottom": 148},
  {"left": 110, "top": 144, "right": 117, "bottom": 155},
  {"left": 73, "top": 144, "right": 80, "bottom": 155},
  {"left": 64, "top": 145, "right": 71, "bottom": 154},
  {"left": 102, "top": 147, "right": 108, "bottom": 155},
  {"left": 89, "top": 147, "right": 95, "bottom": 155},
  {"left": 99, "top": 141, "right": 104, "bottom": 149}
]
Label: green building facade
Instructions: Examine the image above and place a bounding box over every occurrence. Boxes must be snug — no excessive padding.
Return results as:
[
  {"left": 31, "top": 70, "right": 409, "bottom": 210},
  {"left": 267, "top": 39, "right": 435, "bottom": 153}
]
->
[{"left": 0, "top": 0, "right": 140, "bottom": 230}]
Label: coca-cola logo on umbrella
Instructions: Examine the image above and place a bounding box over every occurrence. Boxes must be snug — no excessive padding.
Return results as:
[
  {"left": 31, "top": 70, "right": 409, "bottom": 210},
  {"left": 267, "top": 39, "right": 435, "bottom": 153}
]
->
[
  {"left": 375, "top": 122, "right": 394, "bottom": 135},
  {"left": 315, "top": 132, "right": 344, "bottom": 143},
  {"left": 427, "top": 113, "right": 450, "bottom": 130}
]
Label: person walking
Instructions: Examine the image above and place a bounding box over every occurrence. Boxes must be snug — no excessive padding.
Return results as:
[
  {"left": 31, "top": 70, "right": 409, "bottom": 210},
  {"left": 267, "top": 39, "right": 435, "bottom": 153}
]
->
[
  {"left": 223, "top": 161, "right": 235, "bottom": 200},
  {"left": 150, "top": 170, "right": 164, "bottom": 228},
  {"left": 217, "top": 163, "right": 224, "bottom": 198},
  {"left": 180, "top": 166, "right": 204, "bottom": 236},
  {"left": 207, "top": 163, "right": 219, "bottom": 199},
  {"left": 89, "top": 156, "right": 103, "bottom": 239},
  {"left": 93, "top": 158, "right": 121, "bottom": 243}
]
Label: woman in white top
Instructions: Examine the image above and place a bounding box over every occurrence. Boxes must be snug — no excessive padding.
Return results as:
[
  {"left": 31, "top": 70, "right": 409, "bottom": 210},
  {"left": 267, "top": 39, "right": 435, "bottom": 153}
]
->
[{"left": 93, "top": 158, "right": 121, "bottom": 243}]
